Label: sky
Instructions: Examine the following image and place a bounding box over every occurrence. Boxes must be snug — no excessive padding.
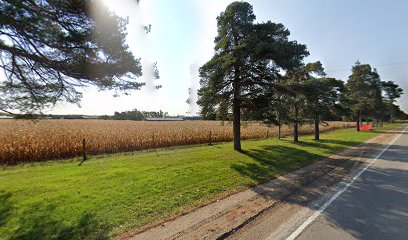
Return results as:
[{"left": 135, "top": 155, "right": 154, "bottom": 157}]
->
[{"left": 49, "top": 0, "right": 408, "bottom": 116}]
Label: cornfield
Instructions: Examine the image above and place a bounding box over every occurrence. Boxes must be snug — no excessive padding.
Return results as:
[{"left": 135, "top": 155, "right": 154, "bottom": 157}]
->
[{"left": 0, "top": 120, "right": 355, "bottom": 164}]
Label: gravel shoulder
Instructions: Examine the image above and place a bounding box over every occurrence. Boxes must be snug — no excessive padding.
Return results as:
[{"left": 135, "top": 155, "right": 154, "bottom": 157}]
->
[{"left": 117, "top": 128, "right": 401, "bottom": 240}]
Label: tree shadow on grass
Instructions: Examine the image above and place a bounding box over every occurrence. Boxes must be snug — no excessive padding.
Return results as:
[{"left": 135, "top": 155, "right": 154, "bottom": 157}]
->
[
  {"left": 12, "top": 207, "right": 111, "bottom": 240},
  {"left": 231, "top": 138, "right": 397, "bottom": 184},
  {"left": 229, "top": 137, "right": 408, "bottom": 239},
  {"left": 0, "top": 191, "right": 12, "bottom": 227},
  {"left": 231, "top": 145, "right": 325, "bottom": 183},
  {"left": 279, "top": 138, "right": 391, "bottom": 158},
  {"left": 281, "top": 138, "right": 362, "bottom": 149},
  {"left": 221, "top": 125, "right": 408, "bottom": 240},
  {"left": 0, "top": 192, "right": 112, "bottom": 240}
]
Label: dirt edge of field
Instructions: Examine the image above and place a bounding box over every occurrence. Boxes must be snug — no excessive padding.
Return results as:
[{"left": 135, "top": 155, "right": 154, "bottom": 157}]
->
[{"left": 115, "top": 126, "right": 402, "bottom": 240}]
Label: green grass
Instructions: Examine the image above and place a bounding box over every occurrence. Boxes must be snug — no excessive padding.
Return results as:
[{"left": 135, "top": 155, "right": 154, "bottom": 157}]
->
[{"left": 0, "top": 124, "right": 401, "bottom": 239}]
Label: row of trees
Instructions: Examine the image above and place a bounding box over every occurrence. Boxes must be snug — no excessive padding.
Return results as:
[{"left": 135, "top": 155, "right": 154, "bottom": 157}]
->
[
  {"left": 108, "top": 109, "right": 169, "bottom": 120},
  {"left": 0, "top": 0, "right": 405, "bottom": 151},
  {"left": 197, "top": 1, "right": 405, "bottom": 150}
]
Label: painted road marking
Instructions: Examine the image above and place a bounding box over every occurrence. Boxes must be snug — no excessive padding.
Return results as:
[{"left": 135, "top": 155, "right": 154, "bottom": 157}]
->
[{"left": 283, "top": 125, "right": 408, "bottom": 240}]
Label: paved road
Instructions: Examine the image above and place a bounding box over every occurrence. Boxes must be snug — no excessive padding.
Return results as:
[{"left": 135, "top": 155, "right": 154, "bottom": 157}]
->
[
  {"left": 127, "top": 127, "right": 407, "bottom": 240},
  {"left": 294, "top": 127, "right": 408, "bottom": 240}
]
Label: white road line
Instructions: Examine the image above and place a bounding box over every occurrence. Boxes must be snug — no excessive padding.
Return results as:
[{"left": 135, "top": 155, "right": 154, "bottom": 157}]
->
[{"left": 284, "top": 125, "right": 408, "bottom": 240}]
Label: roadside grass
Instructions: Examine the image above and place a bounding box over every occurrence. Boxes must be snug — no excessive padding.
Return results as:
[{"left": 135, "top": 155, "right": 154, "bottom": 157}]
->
[{"left": 0, "top": 124, "right": 401, "bottom": 239}]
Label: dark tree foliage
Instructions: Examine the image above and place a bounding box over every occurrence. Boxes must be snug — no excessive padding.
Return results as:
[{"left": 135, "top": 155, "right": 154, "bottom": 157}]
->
[
  {"left": 280, "top": 62, "right": 326, "bottom": 142},
  {"left": 111, "top": 109, "right": 168, "bottom": 120},
  {"left": 382, "top": 81, "right": 403, "bottom": 101},
  {"left": 303, "top": 76, "right": 344, "bottom": 140},
  {"left": 0, "top": 0, "right": 143, "bottom": 113},
  {"left": 379, "top": 80, "right": 403, "bottom": 122},
  {"left": 345, "top": 62, "right": 383, "bottom": 130},
  {"left": 250, "top": 62, "right": 343, "bottom": 142},
  {"left": 344, "top": 62, "right": 404, "bottom": 129},
  {"left": 197, "top": 1, "right": 308, "bottom": 150},
  {"left": 391, "top": 105, "right": 408, "bottom": 120}
]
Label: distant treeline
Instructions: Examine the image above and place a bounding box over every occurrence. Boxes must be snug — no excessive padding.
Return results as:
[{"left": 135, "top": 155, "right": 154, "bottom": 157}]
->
[
  {"left": 101, "top": 109, "right": 169, "bottom": 121},
  {"left": 3, "top": 110, "right": 203, "bottom": 121}
]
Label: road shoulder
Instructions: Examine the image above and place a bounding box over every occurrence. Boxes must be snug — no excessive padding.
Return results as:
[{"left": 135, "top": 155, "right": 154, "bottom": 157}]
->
[{"left": 117, "top": 127, "right": 402, "bottom": 240}]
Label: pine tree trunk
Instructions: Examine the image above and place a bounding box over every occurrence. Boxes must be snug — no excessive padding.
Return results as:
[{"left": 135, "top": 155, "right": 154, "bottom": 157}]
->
[
  {"left": 314, "top": 115, "right": 320, "bottom": 141},
  {"left": 356, "top": 112, "right": 361, "bottom": 132},
  {"left": 294, "top": 103, "right": 299, "bottom": 142},
  {"left": 294, "top": 124, "right": 299, "bottom": 142},
  {"left": 278, "top": 124, "right": 281, "bottom": 140},
  {"left": 232, "top": 70, "right": 241, "bottom": 151},
  {"left": 230, "top": 20, "right": 242, "bottom": 151}
]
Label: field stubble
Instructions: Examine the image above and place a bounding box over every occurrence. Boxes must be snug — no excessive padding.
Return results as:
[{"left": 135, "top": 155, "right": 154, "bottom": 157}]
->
[{"left": 0, "top": 120, "right": 355, "bottom": 164}]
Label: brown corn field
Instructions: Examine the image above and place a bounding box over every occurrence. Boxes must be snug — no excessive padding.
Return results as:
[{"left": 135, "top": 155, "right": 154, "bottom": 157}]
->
[{"left": 0, "top": 120, "right": 355, "bottom": 164}]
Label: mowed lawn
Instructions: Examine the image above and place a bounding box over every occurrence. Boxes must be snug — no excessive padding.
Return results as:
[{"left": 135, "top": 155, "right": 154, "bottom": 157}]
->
[{"left": 0, "top": 124, "right": 401, "bottom": 239}]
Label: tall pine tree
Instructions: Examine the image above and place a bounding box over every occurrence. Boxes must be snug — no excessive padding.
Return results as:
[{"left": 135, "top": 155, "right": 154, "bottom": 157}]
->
[
  {"left": 345, "top": 62, "right": 382, "bottom": 131},
  {"left": 198, "top": 1, "right": 308, "bottom": 150}
]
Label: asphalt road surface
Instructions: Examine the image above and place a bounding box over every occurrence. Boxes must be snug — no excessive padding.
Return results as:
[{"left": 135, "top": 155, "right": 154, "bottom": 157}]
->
[
  {"left": 292, "top": 126, "right": 408, "bottom": 240},
  {"left": 127, "top": 126, "right": 407, "bottom": 240}
]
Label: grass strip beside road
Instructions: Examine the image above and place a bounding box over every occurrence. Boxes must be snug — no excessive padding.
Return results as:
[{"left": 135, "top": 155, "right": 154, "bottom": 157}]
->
[{"left": 0, "top": 124, "right": 401, "bottom": 239}]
